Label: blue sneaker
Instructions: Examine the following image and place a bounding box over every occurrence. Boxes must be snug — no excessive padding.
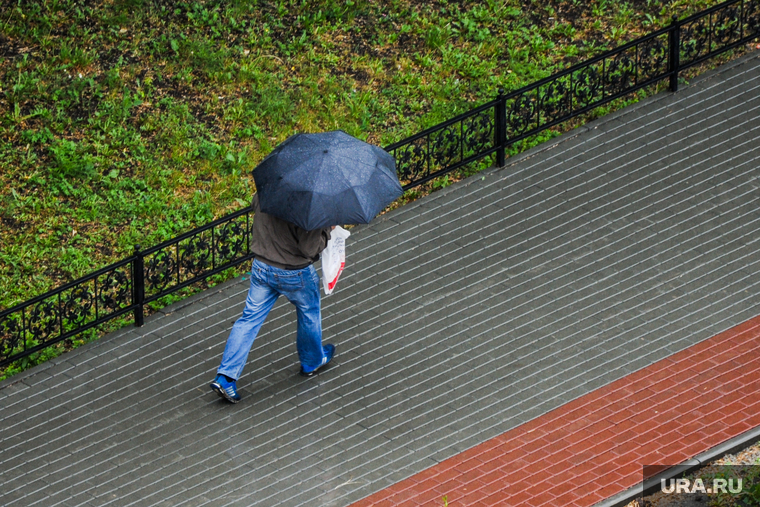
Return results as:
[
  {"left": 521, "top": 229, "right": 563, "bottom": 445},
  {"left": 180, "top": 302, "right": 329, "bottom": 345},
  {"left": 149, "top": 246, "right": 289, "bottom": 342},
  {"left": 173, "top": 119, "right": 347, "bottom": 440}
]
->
[
  {"left": 210, "top": 374, "right": 241, "bottom": 403},
  {"left": 299, "top": 344, "right": 336, "bottom": 377}
]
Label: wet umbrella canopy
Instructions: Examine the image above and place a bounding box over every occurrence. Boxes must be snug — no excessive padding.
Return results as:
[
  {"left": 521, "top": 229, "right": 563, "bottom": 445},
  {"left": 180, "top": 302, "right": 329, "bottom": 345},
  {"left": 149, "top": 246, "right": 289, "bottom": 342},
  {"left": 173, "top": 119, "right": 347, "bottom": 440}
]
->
[{"left": 252, "top": 131, "right": 403, "bottom": 231}]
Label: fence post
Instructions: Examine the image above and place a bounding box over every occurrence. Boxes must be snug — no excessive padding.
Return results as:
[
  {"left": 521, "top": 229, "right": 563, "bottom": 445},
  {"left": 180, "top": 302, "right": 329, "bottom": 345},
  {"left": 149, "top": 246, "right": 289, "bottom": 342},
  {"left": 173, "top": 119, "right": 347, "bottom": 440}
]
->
[
  {"left": 669, "top": 14, "right": 681, "bottom": 92},
  {"left": 496, "top": 88, "right": 506, "bottom": 167},
  {"left": 133, "top": 245, "right": 145, "bottom": 327}
]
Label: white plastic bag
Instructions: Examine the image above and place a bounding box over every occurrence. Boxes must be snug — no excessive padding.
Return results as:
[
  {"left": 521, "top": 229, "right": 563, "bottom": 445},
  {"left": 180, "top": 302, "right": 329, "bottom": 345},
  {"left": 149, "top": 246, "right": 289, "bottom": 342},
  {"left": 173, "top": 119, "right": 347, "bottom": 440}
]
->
[{"left": 321, "top": 226, "right": 350, "bottom": 295}]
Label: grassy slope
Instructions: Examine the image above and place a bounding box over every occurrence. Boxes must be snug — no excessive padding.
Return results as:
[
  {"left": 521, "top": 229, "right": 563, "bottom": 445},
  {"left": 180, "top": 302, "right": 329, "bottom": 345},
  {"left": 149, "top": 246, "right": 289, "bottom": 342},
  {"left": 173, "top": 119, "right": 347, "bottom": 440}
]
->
[{"left": 0, "top": 0, "right": 730, "bottom": 375}]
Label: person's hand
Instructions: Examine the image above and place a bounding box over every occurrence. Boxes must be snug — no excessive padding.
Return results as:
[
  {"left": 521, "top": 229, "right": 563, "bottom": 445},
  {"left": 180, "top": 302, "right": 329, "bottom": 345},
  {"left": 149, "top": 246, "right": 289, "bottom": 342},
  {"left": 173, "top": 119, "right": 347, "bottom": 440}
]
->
[{"left": 331, "top": 226, "right": 336, "bottom": 230}]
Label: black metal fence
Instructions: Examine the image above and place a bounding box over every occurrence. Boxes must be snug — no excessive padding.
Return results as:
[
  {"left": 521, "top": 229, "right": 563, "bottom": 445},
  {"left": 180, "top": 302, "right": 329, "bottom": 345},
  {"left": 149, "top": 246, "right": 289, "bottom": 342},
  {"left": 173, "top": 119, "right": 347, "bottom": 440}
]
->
[
  {"left": 387, "top": 0, "right": 760, "bottom": 189},
  {"left": 0, "top": 207, "right": 256, "bottom": 368},
  {"left": 1, "top": 0, "right": 759, "bottom": 368}
]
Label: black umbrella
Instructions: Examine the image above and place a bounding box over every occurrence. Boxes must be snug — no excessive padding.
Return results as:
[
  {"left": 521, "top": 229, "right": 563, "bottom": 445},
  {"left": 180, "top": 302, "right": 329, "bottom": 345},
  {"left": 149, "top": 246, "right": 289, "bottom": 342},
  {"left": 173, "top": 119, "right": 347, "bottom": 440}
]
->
[{"left": 252, "top": 130, "right": 403, "bottom": 231}]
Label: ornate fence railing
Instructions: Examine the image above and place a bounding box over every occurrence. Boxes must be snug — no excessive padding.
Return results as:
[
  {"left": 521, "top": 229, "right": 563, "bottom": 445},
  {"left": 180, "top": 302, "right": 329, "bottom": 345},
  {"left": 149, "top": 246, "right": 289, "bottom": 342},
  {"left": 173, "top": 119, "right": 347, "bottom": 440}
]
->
[
  {"left": 135, "top": 206, "right": 253, "bottom": 325},
  {"left": 1, "top": 0, "right": 759, "bottom": 368},
  {"left": 387, "top": 0, "right": 760, "bottom": 189},
  {"left": 0, "top": 208, "right": 256, "bottom": 367}
]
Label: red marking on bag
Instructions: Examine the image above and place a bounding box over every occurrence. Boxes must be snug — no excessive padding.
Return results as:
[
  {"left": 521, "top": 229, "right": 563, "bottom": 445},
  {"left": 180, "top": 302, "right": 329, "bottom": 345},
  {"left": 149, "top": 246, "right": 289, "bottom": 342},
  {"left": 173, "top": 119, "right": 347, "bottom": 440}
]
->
[{"left": 328, "top": 262, "right": 345, "bottom": 290}]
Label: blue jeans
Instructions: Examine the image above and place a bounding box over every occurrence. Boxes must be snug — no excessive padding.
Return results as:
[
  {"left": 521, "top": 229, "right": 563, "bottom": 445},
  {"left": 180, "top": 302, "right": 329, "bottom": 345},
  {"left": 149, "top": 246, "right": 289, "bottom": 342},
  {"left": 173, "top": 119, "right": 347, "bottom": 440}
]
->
[{"left": 217, "top": 259, "right": 325, "bottom": 380}]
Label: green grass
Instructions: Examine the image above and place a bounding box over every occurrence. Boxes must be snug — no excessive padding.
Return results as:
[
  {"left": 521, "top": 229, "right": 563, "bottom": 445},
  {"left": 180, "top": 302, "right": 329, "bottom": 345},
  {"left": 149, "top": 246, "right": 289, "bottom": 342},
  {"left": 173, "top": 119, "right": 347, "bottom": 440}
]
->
[{"left": 0, "top": 0, "right": 746, "bottom": 379}]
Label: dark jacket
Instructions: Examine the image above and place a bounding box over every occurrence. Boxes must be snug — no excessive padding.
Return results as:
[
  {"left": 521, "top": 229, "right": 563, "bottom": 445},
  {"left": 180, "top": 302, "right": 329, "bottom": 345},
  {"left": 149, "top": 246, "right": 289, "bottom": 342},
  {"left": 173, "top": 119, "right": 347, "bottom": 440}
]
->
[{"left": 250, "top": 193, "right": 331, "bottom": 270}]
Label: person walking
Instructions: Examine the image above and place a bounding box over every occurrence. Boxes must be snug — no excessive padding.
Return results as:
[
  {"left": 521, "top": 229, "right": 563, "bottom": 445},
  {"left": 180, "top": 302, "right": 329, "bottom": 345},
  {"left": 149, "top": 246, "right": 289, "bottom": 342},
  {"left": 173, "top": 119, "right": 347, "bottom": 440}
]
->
[
  {"left": 211, "top": 130, "right": 403, "bottom": 404},
  {"left": 209, "top": 193, "right": 336, "bottom": 404}
]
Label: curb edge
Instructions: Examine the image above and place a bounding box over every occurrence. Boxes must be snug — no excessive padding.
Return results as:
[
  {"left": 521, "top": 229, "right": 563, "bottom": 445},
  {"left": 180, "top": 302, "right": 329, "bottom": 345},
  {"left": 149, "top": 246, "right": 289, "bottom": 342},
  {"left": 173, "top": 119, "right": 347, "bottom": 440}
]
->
[{"left": 593, "top": 425, "right": 760, "bottom": 507}]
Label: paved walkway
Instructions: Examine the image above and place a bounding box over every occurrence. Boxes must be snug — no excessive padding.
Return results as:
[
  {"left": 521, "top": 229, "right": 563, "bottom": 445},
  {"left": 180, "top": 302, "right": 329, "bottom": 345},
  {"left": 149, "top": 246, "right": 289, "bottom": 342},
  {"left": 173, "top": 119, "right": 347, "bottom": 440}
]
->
[
  {"left": 1, "top": 51, "right": 760, "bottom": 507},
  {"left": 351, "top": 316, "right": 760, "bottom": 507}
]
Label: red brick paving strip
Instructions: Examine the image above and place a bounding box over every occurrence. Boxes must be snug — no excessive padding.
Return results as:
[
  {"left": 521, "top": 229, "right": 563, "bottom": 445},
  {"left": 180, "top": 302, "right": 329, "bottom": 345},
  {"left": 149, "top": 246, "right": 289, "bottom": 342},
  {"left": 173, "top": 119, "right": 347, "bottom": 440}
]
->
[{"left": 348, "top": 316, "right": 760, "bottom": 507}]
